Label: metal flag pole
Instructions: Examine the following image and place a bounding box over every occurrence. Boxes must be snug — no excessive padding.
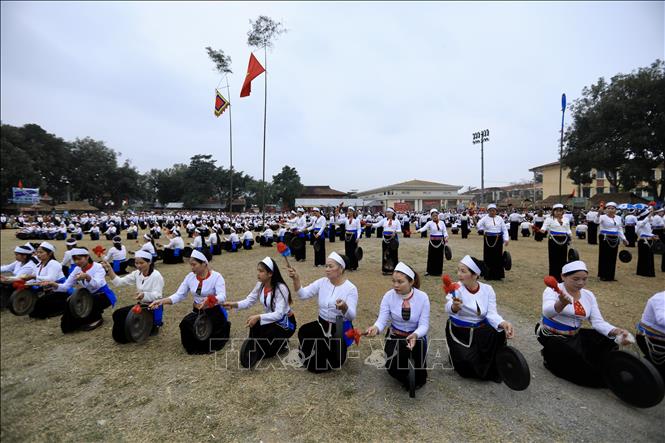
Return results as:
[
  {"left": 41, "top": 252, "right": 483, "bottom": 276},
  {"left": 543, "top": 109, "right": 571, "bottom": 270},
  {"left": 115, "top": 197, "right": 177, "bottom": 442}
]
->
[
  {"left": 559, "top": 93, "right": 566, "bottom": 199},
  {"left": 225, "top": 76, "right": 234, "bottom": 215},
  {"left": 261, "top": 44, "right": 268, "bottom": 227}
]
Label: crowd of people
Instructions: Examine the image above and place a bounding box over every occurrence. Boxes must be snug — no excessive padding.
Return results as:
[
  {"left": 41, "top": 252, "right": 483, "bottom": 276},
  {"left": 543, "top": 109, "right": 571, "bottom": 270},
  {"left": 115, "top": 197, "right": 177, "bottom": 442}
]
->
[{"left": 1, "top": 203, "right": 664, "bottom": 406}]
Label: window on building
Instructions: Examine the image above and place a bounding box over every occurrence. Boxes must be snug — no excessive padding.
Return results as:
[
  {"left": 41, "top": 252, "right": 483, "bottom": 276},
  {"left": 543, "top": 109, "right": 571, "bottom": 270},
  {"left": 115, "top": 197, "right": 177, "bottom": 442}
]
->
[{"left": 596, "top": 170, "right": 605, "bottom": 179}]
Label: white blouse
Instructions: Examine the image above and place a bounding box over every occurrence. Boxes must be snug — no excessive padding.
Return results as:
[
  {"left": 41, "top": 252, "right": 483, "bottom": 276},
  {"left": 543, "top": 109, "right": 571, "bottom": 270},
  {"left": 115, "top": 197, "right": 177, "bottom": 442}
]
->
[
  {"left": 373, "top": 288, "right": 430, "bottom": 338},
  {"left": 344, "top": 217, "right": 362, "bottom": 239},
  {"left": 104, "top": 246, "right": 127, "bottom": 262},
  {"left": 56, "top": 262, "right": 107, "bottom": 293},
  {"left": 308, "top": 215, "right": 327, "bottom": 236},
  {"left": 168, "top": 271, "right": 226, "bottom": 305},
  {"left": 111, "top": 269, "right": 164, "bottom": 303},
  {"left": 140, "top": 242, "right": 156, "bottom": 255},
  {"left": 416, "top": 220, "right": 448, "bottom": 239},
  {"left": 476, "top": 215, "right": 510, "bottom": 241},
  {"left": 640, "top": 292, "right": 665, "bottom": 335},
  {"left": 445, "top": 282, "right": 505, "bottom": 331},
  {"left": 297, "top": 277, "right": 358, "bottom": 322},
  {"left": 1, "top": 260, "right": 37, "bottom": 278},
  {"left": 541, "top": 216, "right": 572, "bottom": 236},
  {"left": 29, "top": 259, "right": 65, "bottom": 283},
  {"left": 542, "top": 285, "right": 615, "bottom": 337},
  {"left": 236, "top": 282, "right": 292, "bottom": 325},
  {"left": 598, "top": 214, "right": 626, "bottom": 241},
  {"left": 372, "top": 218, "right": 402, "bottom": 236}
]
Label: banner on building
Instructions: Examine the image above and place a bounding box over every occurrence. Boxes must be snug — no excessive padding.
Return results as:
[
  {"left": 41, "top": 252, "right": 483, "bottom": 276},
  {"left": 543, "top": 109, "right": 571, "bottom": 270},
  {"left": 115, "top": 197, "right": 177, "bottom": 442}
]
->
[{"left": 12, "top": 187, "right": 40, "bottom": 204}]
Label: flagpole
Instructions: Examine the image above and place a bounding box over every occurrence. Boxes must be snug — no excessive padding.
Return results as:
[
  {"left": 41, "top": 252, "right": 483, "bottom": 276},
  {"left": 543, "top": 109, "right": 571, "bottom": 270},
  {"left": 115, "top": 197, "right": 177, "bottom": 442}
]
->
[
  {"left": 226, "top": 76, "right": 234, "bottom": 215},
  {"left": 261, "top": 44, "right": 267, "bottom": 227}
]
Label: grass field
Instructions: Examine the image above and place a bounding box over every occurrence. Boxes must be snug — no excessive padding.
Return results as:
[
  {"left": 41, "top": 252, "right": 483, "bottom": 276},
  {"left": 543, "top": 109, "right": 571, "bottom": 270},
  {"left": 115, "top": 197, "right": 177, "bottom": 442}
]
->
[{"left": 1, "top": 228, "right": 663, "bottom": 442}]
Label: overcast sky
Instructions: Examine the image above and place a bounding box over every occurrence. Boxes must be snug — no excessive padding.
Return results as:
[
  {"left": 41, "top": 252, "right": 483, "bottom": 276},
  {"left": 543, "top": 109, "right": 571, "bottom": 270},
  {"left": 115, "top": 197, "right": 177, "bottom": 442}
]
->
[{"left": 1, "top": 1, "right": 663, "bottom": 193}]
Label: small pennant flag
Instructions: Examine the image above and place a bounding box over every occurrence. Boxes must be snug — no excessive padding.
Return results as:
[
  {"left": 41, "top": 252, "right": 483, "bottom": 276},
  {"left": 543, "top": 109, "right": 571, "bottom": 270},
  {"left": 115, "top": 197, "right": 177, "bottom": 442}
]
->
[
  {"left": 214, "top": 89, "right": 229, "bottom": 117},
  {"left": 18, "top": 180, "right": 23, "bottom": 189}
]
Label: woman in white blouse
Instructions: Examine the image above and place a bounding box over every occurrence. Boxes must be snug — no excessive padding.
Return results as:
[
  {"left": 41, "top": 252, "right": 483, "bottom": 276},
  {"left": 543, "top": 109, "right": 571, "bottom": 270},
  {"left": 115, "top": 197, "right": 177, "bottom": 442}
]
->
[
  {"left": 445, "top": 255, "right": 514, "bottom": 382},
  {"left": 536, "top": 260, "right": 631, "bottom": 387},
  {"left": 1, "top": 245, "right": 39, "bottom": 311},
  {"left": 597, "top": 202, "right": 628, "bottom": 281},
  {"left": 636, "top": 291, "right": 665, "bottom": 379},
  {"left": 372, "top": 208, "right": 402, "bottom": 275},
  {"left": 287, "top": 252, "right": 358, "bottom": 373},
  {"left": 44, "top": 247, "right": 117, "bottom": 333},
  {"left": 415, "top": 209, "right": 449, "bottom": 277},
  {"left": 23, "top": 242, "right": 68, "bottom": 319},
  {"left": 150, "top": 250, "right": 229, "bottom": 354},
  {"left": 104, "top": 236, "right": 129, "bottom": 275},
  {"left": 224, "top": 257, "right": 296, "bottom": 368},
  {"left": 540, "top": 204, "right": 573, "bottom": 282},
  {"left": 365, "top": 262, "right": 430, "bottom": 390},
  {"left": 104, "top": 250, "right": 165, "bottom": 343}
]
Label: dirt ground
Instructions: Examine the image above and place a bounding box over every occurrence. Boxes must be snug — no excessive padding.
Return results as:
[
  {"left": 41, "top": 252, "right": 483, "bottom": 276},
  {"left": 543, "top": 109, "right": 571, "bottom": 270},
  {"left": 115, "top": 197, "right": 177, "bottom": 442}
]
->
[{"left": 1, "top": 228, "right": 663, "bottom": 442}]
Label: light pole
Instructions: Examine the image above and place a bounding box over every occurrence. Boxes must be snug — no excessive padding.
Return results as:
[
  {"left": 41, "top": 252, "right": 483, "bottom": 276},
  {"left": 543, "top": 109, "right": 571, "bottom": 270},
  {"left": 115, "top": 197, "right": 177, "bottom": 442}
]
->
[{"left": 472, "top": 129, "right": 490, "bottom": 204}]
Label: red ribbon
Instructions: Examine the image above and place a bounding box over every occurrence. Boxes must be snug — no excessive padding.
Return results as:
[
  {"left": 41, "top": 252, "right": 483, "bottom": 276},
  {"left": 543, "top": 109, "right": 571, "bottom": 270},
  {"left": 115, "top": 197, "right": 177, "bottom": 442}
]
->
[
  {"left": 205, "top": 294, "right": 217, "bottom": 308},
  {"left": 345, "top": 328, "right": 363, "bottom": 345},
  {"left": 92, "top": 245, "right": 106, "bottom": 258},
  {"left": 441, "top": 274, "right": 460, "bottom": 294},
  {"left": 276, "top": 242, "right": 288, "bottom": 254},
  {"left": 131, "top": 304, "right": 142, "bottom": 314}
]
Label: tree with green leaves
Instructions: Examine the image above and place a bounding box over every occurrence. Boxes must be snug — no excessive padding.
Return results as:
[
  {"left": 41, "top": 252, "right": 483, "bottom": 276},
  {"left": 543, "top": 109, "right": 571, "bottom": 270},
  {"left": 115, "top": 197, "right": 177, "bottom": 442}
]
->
[
  {"left": 563, "top": 60, "right": 665, "bottom": 200},
  {"left": 271, "top": 166, "right": 303, "bottom": 210}
]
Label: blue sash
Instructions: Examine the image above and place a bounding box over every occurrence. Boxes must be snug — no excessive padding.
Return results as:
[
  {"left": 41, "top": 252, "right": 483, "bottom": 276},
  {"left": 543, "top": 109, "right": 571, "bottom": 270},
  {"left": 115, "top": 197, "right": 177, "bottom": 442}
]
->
[
  {"left": 343, "top": 320, "right": 354, "bottom": 346},
  {"left": 112, "top": 260, "right": 121, "bottom": 273},
  {"left": 550, "top": 231, "right": 567, "bottom": 236},
  {"left": 219, "top": 305, "right": 228, "bottom": 321},
  {"left": 600, "top": 230, "right": 619, "bottom": 236},
  {"left": 231, "top": 242, "right": 238, "bottom": 251},
  {"left": 153, "top": 305, "right": 164, "bottom": 326},
  {"left": 450, "top": 316, "right": 488, "bottom": 328},
  {"left": 244, "top": 239, "right": 251, "bottom": 248},
  {"left": 174, "top": 248, "right": 181, "bottom": 257},
  {"left": 541, "top": 316, "right": 578, "bottom": 332},
  {"left": 99, "top": 284, "right": 117, "bottom": 307},
  {"left": 277, "top": 313, "right": 296, "bottom": 331},
  {"left": 637, "top": 322, "right": 665, "bottom": 339},
  {"left": 68, "top": 264, "right": 77, "bottom": 275},
  {"left": 484, "top": 231, "right": 501, "bottom": 237}
]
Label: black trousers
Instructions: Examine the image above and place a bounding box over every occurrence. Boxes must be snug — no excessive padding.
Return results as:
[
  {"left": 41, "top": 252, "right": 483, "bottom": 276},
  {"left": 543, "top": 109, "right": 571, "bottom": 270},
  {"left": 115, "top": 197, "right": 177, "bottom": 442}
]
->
[
  {"left": 548, "top": 236, "right": 568, "bottom": 282},
  {"left": 240, "top": 316, "right": 297, "bottom": 368},
  {"left": 328, "top": 224, "right": 335, "bottom": 243},
  {"left": 598, "top": 234, "right": 620, "bottom": 281},
  {"left": 385, "top": 334, "right": 427, "bottom": 388},
  {"left": 537, "top": 327, "right": 617, "bottom": 387},
  {"left": 446, "top": 320, "right": 505, "bottom": 381},
  {"left": 483, "top": 235, "right": 504, "bottom": 280},
  {"left": 298, "top": 319, "right": 348, "bottom": 373},
  {"left": 426, "top": 239, "right": 444, "bottom": 276},
  {"left": 636, "top": 239, "right": 655, "bottom": 277},
  {"left": 344, "top": 235, "right": 359, "bottom": 270}
]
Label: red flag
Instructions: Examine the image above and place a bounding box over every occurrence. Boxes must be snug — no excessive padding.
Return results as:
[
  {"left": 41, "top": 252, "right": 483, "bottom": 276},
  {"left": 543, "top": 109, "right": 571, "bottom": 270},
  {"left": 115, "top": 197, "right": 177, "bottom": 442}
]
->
[
  {"left": 240, "top": 53, "right": 265, "bottom": 98},
  {"left": 18, "top": 180, "right": 23, "bottom": 189}
]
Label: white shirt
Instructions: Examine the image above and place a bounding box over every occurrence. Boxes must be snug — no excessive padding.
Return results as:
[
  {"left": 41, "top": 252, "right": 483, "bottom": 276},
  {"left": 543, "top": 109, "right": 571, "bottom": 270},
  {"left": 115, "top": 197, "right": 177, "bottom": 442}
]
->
[
  {"left": 416, "top": 220, "right": 448, "bottom": 239},
  {"left": 104, "top": 245, "right": 127, "bottom": 262},
  {"left": 542, "top": 285, "right": 615, "bottom": 337},
  {"left": 168, "top": 271, "right": 226, "bottom": 305},
  {"left": 61, "top": 249, "right": 74, "bottom": 267},
  {"left": 308, "top": 215, "right": 327, "bottom": 236},
  {"left": 640, "top": 292, "right": 665, "bottom": 335},
  {"left": 29, "top": 259, "right": 65, "bottom": 283},
  {"left": 508, "top": 213, "right": 523, "bottom": 223},
  {"left": 541, "top": 216, "right": 572, "bottom": 236},
  {"left": 56, "top": 262, "right": 107, "bottom": 293},
  {"left": 344, "top": 216, "right": 362, "bottom": 240},
  {"left": 297, "top": 277, "right": 358, "bottom": 322},
  {"left": 236, "top": 282, "right": 292, "bottom": 325},
  {"left": 111, "top": 269, "right": 164, "bottom": 303},
  {"left": 445, "top": 282, "right": 505, "bottom": 331},
  {"left": 166, "top": 236, "right": 185, "bottom": 249},
  {"left": 585, "top": 211, "right": 598, "bottom": 223},
  {"left": 372, "top": 218, "right": 402, "bottom": 236},
  {"left": 576, "top": 224, "right": 588, "bottom": 233},
  {"left": 476, "top": 215, "right": 510, "bottom": 242},
  {"left": 598, "top": 214, "right": 626, "bottom": 241},
  {"left": 190, "top": 236, "right": 202, "bottom": 248},
  {"left": 1, "top": 260, "right": 37, "bottom": 278},
  {"left": 241, "top": 231, "right": 253, "bottom": 241},
  {"left": 296, "top": 216, "right": 307, "bottom": 232},
  {"left": 140, "top": 242, "right": 156, "bottom": 255},
  {"left": 520, "top": 221, "right": 531, "bottom": 231},
  {"left": 652, "top": 214, "right": 664, "bottom": 228},
  {"left": 624, "top": 214, "right": 637, "bottom": 226},
  {"left": 373, "top": 288, "right": 430, "bottom": 338}
]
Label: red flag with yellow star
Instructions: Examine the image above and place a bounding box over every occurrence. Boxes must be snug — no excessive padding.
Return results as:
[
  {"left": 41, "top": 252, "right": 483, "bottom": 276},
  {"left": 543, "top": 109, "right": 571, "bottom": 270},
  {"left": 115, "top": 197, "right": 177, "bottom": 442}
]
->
[{"left": 240, "top": 53, "right": 265, "bottom": 98}]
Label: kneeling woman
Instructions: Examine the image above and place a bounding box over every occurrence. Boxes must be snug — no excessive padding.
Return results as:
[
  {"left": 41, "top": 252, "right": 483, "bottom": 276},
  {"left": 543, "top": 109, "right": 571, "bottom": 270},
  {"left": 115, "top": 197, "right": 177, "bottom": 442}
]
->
[
  {"left": 149, "top": 250, "right": 230, "bottom": 354},
  {"left": 46, "top": 247, "right": 117, "bottom": 333},
  {"left": 24, "top": 242, "right": 68, "bottom": 319},
  {"left": 287, "top": 252, "right": 358, "bottom": 373},
  {"left": 445, "top": 255, "right": 515, "bottom": 381},
  {"left": 536, "top": 260, "right": 631, "bottom": 387},
  {"left": 365, "top": 262, "right": 430, "bottom": 390},
  {"left": 104, "top": 250, "right": 165, "bottom": 343},
  {"left": 223, "top": 257, "right": 296, "bottom": 368}
]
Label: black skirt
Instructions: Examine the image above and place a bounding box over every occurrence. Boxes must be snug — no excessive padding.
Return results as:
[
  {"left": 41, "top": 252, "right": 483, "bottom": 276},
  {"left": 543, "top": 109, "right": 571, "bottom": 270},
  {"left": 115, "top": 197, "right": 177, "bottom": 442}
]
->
[
  {"left": 461, "top": 220, "right": 470, "bottom": 239},
  {"left": 509, "top": 221, "right": 519, "bottom": 241},
  {"left": 483, "top": 235, "right": 504, "bottom": 280},
  {"left": 587, "top": 222, "right": 598, "bottom": 245},
  {"left": 381, "top": 237, "right": 399, "bottom": 273},
  {"left": 445, "top": 320, "right": 505, "bottom": 381},
  {"left": 384, "top": 334, "right": 428, "bottom": 389},
  {"left": 297, "top": 318, "right": 349, "bottom": 373},
  {"left": 598, "top": 234, "right": 620, "bottom": 281},
  {"left": 179, "top": 307, "right": 231, "bottom": 355},
  {"left": 636, "top": 239, "right": 655, "bottom": 277},
  {"left": 240, "top": 315, "right": 297, "bottom": 367},
  {"left": 328, "top": 224, "right": 336, "bottom": 243},
  {"left": 426, "top": 239, "right": 444, "bottom": 276},
  {"left": 636, "top": 334, "right": 665, "bottom": 380},
  {"left": 548, "top": 236, "right": 568, "bottom": 282},
  {"left": 537, "top": 326, "right": 617, "bottom": 387},
  {"left": 344, "top": 235, "right": 359, "bottom": 270},
  {"left": 293, "top": 234, "right": 306, "bottom": 261},
  {"left": 61, "top": 292, "right": 112, "bottom": 334},
  {"left": 534, "top": 221, "right": 545, "bottom": 242},
  {"left": 30, "top": 291, "right": 68, "bottom": 319},
  {"left": 625, "top": 225, "right": 637, "bottom": 247},
  {"left": 313, "top": 234, "right": 326, "bottom": 266}
]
